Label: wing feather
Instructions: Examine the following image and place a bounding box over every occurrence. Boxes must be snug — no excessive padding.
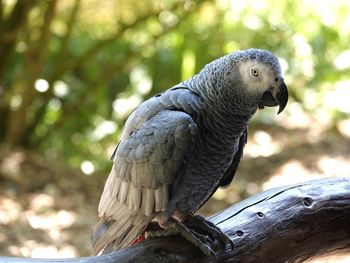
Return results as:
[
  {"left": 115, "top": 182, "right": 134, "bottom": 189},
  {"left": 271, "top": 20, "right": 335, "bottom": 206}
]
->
[
  {"left": 98, "top": 110, "right": 198, "bottom": 219},
  {"left": 219, "top": 127, "right": 248, "bottom": 188},
  {"left": 118, "top": 180, "right": 129, "bottom": 203},
  {"left": 93, "top": 87, "right": 202, "bottom": 255}
]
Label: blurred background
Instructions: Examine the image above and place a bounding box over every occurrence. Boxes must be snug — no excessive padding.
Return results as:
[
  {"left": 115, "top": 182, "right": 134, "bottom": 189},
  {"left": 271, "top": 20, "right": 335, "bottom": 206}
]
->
[{"left": 0, "top": 0, "right": 349, "bottom": 261}]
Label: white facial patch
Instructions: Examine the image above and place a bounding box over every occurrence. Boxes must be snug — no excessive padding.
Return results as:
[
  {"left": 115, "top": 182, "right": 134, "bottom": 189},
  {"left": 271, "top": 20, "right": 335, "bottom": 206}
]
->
[{"left": 238, "top": 60, "right": 273, "bottom": 92}]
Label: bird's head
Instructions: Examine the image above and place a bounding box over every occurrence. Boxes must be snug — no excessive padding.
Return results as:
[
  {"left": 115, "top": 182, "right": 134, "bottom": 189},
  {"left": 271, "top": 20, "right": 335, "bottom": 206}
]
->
[
  {"left": 192, "top": 49, "right": 288, "bottom": 116},
  {"left": 233, "top": 48, "right": 288, "bottom": 114}
]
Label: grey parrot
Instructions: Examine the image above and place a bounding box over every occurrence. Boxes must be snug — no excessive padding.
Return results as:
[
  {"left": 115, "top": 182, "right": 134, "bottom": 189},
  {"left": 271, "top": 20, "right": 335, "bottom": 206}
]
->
[{"left": 91, "top": 48, "right": 288, "bottom": 255}]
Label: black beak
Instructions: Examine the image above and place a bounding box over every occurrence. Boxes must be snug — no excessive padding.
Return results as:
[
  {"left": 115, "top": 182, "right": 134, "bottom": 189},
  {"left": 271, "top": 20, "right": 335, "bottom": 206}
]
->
[
  {"left": 276, "top": 82, "right": 288, "bottom": 114},
  {"left": 260, "top": 82, "right": 289, "bottom": 114}
]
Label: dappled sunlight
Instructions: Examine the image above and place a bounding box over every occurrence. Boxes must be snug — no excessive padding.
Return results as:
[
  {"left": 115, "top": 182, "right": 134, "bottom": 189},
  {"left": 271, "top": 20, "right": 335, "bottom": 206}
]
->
[
  {"left": 317, "top": 156, "right": 350, "bottom": 178},
  {"left": 275, "top": 102, "right": 317, "bottom": 129},
  {"left": 130, "top": 66, "right": 153, "bottom": 95},
  {"left": 293, "top": 34, "right": 314, "bottom": 79},
  {"left": 338, "top": 119, "right": 350, "bottom": 138},
  {"left": 28, "top": 194, "right": 54, "bottom": 212},
  {"left": 334, "top": 49, "right": 350, "bottom": 70},
  {"left": 112, "top": 94, "right": 142, "bottom": 119},
  {"left": 8, "top": 242, "right": 77, "bottom": 258},
  {"left": 245, "top": 130, "right": 282, "bottom": 157},
  {"left": 213, "top": 187, "right": 240, "bottom": 204},
  {"left": 307, "top": 254, "right": 350, "bottom": 263},
  {"left": 323, "top": 80, "right": 350, "bottom": 113},
  {"left": 53, "top": 80, "right": 69, "bottom": 98},
  {"left": 263, "top": 156, "right": 350, "bottom": 190},
  {"left": 263, "top": 160, "right": 320, "bottom": 190},
  {"left": 0, "top": 187, "right": 93, "bottom": 258},
  {"left": 80, "top": 160, "right": 95, "bottom": 175},
  {"left": 31, "top": 244, "right": 77, "bottom": 258},
  {"left": 0, "top": 151, "right": 25, "bottom": 177},
  {"left": 1, "top": 0, "right": 350, "bottom": 261},
  {"left": 0, "top": 147, "right": 104, "bottom": 258},
  {"left": 25, "top": 210, "right": 76, "bottom": 230},
  {"left": 90, "top": 120, "right": 118, "bottom": 141},
  {"left": 0, "top": 198, "right": 22, "bottom": 225},
  {"left": 34, "top": 79, "right": 49, "bottom": 93}
]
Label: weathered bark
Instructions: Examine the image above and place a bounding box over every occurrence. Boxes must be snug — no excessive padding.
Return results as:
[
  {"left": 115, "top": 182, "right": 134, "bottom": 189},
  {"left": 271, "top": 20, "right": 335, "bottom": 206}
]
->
[{"left": 1, "top": 177, "right": 350, "bottom": 262}]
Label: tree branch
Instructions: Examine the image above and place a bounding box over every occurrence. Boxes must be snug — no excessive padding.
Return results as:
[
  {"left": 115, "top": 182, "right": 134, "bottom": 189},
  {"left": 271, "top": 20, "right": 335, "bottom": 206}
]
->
[{"left": 1, "top": 177, "right": 350, "bottom": 262}]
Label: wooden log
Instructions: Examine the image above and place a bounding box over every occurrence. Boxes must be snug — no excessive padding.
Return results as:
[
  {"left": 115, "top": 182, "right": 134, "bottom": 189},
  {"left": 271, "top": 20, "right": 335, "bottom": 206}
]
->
[{"left": 1, "top": 177, "right": 350, "bottom": 263}]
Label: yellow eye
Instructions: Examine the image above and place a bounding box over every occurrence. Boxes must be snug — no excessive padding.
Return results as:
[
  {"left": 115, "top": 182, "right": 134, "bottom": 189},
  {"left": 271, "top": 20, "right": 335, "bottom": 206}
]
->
[{"left": 250, "top": 68, "right": 259, "bottom": 77}]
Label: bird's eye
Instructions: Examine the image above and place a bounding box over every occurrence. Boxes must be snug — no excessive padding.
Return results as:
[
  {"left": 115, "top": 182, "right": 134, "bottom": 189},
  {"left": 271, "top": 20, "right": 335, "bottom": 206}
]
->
[
  {"left": 275, "top": 77, "right": 279, "bottom": 83},
  {"left": 250, "top": 68, "right": 259, "bottom": 77}
]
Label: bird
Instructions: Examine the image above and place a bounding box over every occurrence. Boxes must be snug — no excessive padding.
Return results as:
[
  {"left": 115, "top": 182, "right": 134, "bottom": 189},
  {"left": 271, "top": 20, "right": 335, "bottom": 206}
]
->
[{"left": 91, "top": 48, "right": 288, "bottom": 256}]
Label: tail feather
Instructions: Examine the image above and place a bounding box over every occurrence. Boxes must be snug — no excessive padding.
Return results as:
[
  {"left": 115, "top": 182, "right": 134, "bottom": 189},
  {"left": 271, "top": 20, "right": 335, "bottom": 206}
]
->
[
  {"left": 91, "top": 210, "right": 152, "bottom": 255},
  {"left": 91, "top": 219, "right": 107, "bottom": 249}
]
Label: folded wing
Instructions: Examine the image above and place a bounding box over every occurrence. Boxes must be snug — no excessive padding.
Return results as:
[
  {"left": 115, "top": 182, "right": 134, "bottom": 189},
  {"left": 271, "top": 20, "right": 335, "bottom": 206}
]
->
[{"left": 92, "top": 109, "right": 198, "bottom": 254}]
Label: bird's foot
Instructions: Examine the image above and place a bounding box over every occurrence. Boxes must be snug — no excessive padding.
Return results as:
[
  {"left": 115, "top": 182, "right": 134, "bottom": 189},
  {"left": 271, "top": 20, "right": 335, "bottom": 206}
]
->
[
  {"left": 184, "top": 215, "right": 233, "bottom": 251},
  {"left": 146, "top": 215, "right": 233, "bottom": 259}
]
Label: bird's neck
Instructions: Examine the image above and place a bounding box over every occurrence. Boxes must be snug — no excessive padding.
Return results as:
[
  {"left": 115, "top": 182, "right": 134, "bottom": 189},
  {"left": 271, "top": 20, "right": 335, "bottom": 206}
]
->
[
  {"left": 185, "top": 79, "right": 252, "bottom": 126},
  {"left": 200, "top": 106, "right": 250, "bottom": 139},
  {"left": 184, "top": 71, "right": 260, "bottom": 116}
]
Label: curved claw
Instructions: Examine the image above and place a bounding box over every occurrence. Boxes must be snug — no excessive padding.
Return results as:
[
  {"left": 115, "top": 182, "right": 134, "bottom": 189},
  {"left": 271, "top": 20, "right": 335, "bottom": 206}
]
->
[
  {"left": 146, "top": 220, "right": 217, "bottom": 260},
  {"left": 184, "top": 215, "right": 233, "bottom": 251}
]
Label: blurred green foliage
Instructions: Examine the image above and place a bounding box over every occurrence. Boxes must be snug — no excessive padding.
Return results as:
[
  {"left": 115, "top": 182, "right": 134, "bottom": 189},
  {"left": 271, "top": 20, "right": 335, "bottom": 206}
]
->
[{"left": 0, "top": 0, "right": 349, "bottom": 173}]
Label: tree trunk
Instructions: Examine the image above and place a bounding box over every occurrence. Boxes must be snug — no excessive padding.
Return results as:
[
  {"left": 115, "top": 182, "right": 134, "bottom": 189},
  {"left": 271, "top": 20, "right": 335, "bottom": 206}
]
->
[
  {"left": 1, "top": 177, "right": 350, "bottom": 262},
  {"left": 0, "top": 0, "right": 34, "bottom": 81},
  {"left": 4, "top": 0, "right": 58, "bottom": 146}
]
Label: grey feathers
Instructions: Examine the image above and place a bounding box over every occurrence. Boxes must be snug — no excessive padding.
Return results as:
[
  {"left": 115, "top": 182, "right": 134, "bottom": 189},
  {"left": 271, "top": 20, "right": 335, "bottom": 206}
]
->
[
  {"left": 99, "top": 108, "right": 199, "bottom": 218},
  {"left": 93, "top": 88, "right": 201, "bottom": 254},
  {"left": 92, "top": 48, "right": 286, "bottom": 255}
]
